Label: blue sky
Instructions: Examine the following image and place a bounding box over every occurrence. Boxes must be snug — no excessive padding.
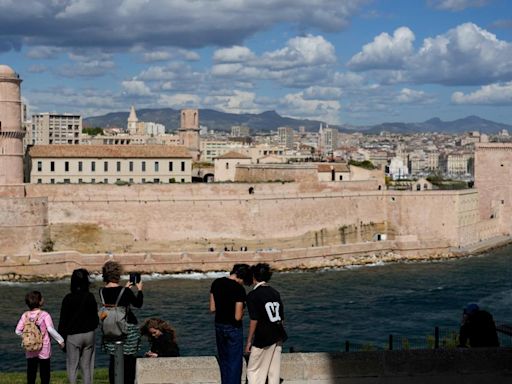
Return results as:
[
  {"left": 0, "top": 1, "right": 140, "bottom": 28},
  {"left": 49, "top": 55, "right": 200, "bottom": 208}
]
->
[{"left": 1, "top": 0, "right": 512, "bottom": 126}]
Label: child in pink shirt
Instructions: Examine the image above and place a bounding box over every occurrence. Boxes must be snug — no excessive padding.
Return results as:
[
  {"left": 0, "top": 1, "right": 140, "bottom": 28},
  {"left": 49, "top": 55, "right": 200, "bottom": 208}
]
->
[{"left": 15, "top": 290, "right": 65, "bottom": 384}]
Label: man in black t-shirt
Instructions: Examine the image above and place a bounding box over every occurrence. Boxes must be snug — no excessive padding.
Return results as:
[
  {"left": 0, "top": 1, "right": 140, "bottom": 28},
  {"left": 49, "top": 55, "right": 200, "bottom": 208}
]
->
[
  {"left": 245, "top": 263, "right": 286, "bottom": 384},
  {"left": 210, "top": 264, "right": 252, "bottom": 384}
]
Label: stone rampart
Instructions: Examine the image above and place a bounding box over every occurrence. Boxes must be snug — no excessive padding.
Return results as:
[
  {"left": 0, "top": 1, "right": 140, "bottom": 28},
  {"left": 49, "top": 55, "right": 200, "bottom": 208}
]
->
[
  {"left": 0, "top": 196, "right": 48, "bottom": 256},
  {"left": 136, "top": 349, "right": 512, "bottom": 384}
]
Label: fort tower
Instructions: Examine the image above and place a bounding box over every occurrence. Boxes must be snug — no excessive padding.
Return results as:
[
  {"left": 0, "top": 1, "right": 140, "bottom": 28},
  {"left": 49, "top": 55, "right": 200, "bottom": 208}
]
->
[
  {"left": 0, "top": 65, "right": 24, "bottom": 184},
  {"left": 179, "top": 108, "right": 200, "bottom": 160}
]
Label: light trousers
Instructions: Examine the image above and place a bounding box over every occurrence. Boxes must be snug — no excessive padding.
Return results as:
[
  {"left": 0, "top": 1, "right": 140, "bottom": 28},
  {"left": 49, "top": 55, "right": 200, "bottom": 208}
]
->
[
  {"left": 246, "top": 343, "right": 282, "bottom": 384},
  {"left": 66, "top": 331, "right": 96, "bottom": 384}
]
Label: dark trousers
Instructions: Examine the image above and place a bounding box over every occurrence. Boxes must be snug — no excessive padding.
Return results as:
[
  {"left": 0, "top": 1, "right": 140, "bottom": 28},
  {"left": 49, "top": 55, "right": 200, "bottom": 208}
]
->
[
  {"left": 109, "top": 354, "right": 136, "bottom": 384},
  {"left": 215, "top": 323, "right": 244, "bottom": 384},
  {"left": 27, "top": 357, "right": 51, "bottom": 384}
]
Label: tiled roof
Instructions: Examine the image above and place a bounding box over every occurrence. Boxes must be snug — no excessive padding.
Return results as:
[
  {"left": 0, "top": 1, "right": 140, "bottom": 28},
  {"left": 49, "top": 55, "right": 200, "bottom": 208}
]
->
[
  {"left": 317, "top": 163, "right": 350, "bottom": 172},
  {"left": 29, "top": 145, "right": 192, "bottom": 159},
  {"left": 214, "top": 151, "right": 251, "bottom": 159}
]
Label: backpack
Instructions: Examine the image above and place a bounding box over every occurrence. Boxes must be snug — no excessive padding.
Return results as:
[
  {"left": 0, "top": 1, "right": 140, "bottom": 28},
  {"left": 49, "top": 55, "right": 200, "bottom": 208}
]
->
[
  {"left": 99, "top": 288, "right": 128, "bottom": 340},
  {"left": 22, "top": 312, "right": 43, "bottom": 352}
]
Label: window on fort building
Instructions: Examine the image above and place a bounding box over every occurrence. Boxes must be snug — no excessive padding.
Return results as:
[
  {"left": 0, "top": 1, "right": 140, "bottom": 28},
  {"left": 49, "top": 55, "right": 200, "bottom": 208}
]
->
[
  {"left": 226, "top": 162, "right": 229, "bottom": 170},
  {"left": 104, "top": 161, "right": 108, "bottom": 172},
  {"left": 154, "top": 161, "right": 159, "bottom": 172},
  {"left": 64, "top": 179, "right": 70, "bottom": 184},
  {"left": 91, "top": 161, "right": 96, "bottom": 172},
  {"left": 339, "top": 175, "right": 343, "bottom": 181},
  {"left": 181, "top": 178, "right": 185, "bottom": 183},
  {"left": 129, "top": 178, "right": 133, "bottom": 183},
  {"left": 154, "top": 178, "right": 160, "bottom": 183},
  {"left": 37, "top": 179, "right": 42, "bottom": 184},
  {"left": 117, "top": 161, "right": 121, "bottom": 172},
  {"left": 104, "top": 178, "right": 108, "bottom": 184},
  {"left": 78, "top": 161, "right": 83, "bottom": 172},
  {"left": 181, "top": 161, "right": 185, "bottom": 172},
  {"left": 169, "top": 161, "right": 173, "bottom": 172},
  {"left": 37, "top": 161, "right": 42, "bottom": 172},
  {"left": 50, "top": 179, "right": 55, "bottom": 184},
  {"left": 78, "top": 178, "right": 83, "bottom": 183},
  {"left": 142, "top": 161, "right": 146, "bottom": 172},
  {"left": 129, "top": 161, "right": 134, "bottom": 172},
  {"left": 91, "top": 178, "right": 95, "bottom": 184},
  {"left": 142, "top": 178, "right": 146, "bottom": 183},
  {"left": 50, "top": 161, "right": 55, "bottom": 172}
]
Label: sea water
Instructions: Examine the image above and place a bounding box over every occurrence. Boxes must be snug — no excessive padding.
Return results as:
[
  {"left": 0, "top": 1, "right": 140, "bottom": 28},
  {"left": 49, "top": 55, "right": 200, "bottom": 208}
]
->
[{"left": 1, "top": 246, "right": 511, "bottom": 372}]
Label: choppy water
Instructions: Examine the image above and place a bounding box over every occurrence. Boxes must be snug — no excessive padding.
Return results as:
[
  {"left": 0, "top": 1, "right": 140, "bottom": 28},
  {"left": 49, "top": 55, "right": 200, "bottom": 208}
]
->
[{"left": 1, "top": 246, "right": 512, "bottom": 372}]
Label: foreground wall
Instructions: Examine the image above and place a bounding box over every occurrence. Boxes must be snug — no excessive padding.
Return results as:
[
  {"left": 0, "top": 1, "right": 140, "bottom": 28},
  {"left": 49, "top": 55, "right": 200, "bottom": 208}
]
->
[{"left": 136, "top": 349, "right": 512, "bottom": 384}]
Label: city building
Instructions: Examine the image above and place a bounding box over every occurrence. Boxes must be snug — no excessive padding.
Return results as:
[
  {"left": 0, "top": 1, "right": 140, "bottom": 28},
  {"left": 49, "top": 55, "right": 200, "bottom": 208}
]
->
[
  {"left": 317, "top": 163, "right": 350, "bottom": 182},
  {"left": 231, "top": 125, "right": 250, "bottom": 137},
  {"left": 27, "top": 113, "right": 82, "bottom": 145},
  {"left": 179, "top": 109, "right": 200, "bottom": 160},
  {"left": 28, "top": 144, "right": 192, "bottom": 184},
  {"left": 277, "top": 126, "right": 294, "bottom": 149},
  {"left": 318, "top": 124, "right": 338, "bottom": 155},
  {"left": 0, "top": 65, "right": 24, "bottom": 184},
  {"left": 213, "top": 151, "right": 251, "bottom": 181},
  {"left": 127, "top": 105, "right": 165, "bottom": 135}
]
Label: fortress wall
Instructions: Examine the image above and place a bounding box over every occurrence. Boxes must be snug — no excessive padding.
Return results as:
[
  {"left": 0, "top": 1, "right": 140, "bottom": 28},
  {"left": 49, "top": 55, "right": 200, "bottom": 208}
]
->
[
  {"left": 0, "top": 239, "right": 454, "bottom": 279},
  {"left": 235, "top": 165, "right": 318, "bottom": 183},
  {"left": 0, "top": 184, "right": 25, "bottom": 197},
  {"left": 0, "top": 197, "right": 48, "bottom": 255}
]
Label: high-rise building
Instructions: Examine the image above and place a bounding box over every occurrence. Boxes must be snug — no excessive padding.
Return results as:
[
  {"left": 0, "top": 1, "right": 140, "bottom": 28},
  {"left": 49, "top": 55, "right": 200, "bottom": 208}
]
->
[
  {"left": 231, "top": 125, "right": 250, "bottom": 137},
  {"left": 318, "top": 123, "right": 338, "bottom": 155},
  {"left": 0, "top": 64, "right": 24, "bottom": 184},
  {"left": 277, "top": 126, "right": 294, "bottom": 149},
  {"left": 29, "top": 113, "right": 82, "bottom": 145}
]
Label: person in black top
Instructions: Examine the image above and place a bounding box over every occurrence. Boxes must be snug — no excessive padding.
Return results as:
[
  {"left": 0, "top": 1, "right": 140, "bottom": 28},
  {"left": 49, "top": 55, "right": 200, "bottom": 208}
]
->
[
  {"left": 210, "top": 264, "right": 252, "bottom": 384},
  {"left": 140, "top": 318, "right": 180, "bottom": 357},
  {"left": 100, "top": 261, "right": 143, "bottom": 384},
  {"left": 458, "top": 303, "right": 499, "bottom": 348},
  {"left": 245, "top": 263, "right": 286, "bottom": 384},
  {"left": 58, "top": 268, "right": 99, "bottom": 384}
]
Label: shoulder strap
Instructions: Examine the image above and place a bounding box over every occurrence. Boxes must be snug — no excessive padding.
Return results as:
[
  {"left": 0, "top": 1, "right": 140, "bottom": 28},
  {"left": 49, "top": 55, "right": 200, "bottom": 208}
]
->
[
  {"left": 100, "top": 287, "right": 126, "bottom": 307},
  {"left": 115, "top": 287, "right": 126, "bottom": 306}
]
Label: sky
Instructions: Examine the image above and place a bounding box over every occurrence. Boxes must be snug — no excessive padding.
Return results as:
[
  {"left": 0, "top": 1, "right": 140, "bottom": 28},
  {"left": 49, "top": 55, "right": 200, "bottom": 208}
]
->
[{"left": 1, "top": 0, "right": 512, "bottom": 126}]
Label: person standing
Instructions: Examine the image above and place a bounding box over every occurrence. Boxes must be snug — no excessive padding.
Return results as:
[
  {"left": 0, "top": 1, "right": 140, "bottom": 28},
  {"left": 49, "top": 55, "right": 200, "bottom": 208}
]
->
[
  {"left": 58, "top": 268, "right": 99, "bottom": 384},
  {"left": 100, "top": 261, "right": 143, "bottom": 384},
  {"left": 15, "top": 291, "right": 65, "bottom": 384},
  {"left": 245, "top": 263, "right": 287, "bottom": 384},
  {"left": 210, "top": 264, "right": 252, "bottom": 384}
]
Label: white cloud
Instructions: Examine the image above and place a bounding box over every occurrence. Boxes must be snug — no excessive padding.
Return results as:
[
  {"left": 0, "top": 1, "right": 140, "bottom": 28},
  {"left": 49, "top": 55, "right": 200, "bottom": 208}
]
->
[
  {"left": 279, "top": 91, "right": 341, "bottom": 124},
  {"left": 427, "top": 0, "right": 490, "bottom": 11},
  {"left": 348, "top": 27, "right": 415, "bottom": 71},
  {"left": 121, "top": 80, "right": 152, "bottom": 96},
  {"left": 204, "top": 90, "right": 261, "bottom": 114},
  {"left": 213, "top": 46, "right": 255, "bottom": 63},
  {"left": 349, "top": 23, "right": 512, "bottom": 86},
  {"left": 452, "top": 82, "right": 512, "bottom": 105},
  {"left": 26, "top": 46, "right": 62, "bottom": 59},
  {"left": 158, "top": 93, "right": 201, "bottom": 108},
  {"left": 395, "top": 88, "right": 434, "bottom": 104}
]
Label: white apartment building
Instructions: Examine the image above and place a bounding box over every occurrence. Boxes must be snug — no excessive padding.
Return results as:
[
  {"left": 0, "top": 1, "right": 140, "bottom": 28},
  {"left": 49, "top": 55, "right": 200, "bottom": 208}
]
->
[
  {"left": 231, "top": 125, "right": 250, "bottom": 137},
  {"left": 29, "top": 145, "right": 192, "bottom": 184},
  {"left": 200, "top": 140, "right": 246, "bottom": 162},
  {"left": 277, "top": 126, "right": 294, "bottom": 149},
  {"left": 27, "top": 113, "right": 82, "bottom": 145}
]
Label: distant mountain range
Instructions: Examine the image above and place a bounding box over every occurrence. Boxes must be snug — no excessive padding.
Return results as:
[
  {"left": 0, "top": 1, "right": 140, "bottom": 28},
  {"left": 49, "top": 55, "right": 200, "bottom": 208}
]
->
[{"left": 84, "top": 108, "right": 512, "bottom": 135}]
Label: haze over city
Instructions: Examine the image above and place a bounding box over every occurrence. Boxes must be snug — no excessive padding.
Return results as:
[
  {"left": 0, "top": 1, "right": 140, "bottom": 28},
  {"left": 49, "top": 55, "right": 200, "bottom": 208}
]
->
[{"left": 1, "top": 0, "right": 512, "bottom": 126}]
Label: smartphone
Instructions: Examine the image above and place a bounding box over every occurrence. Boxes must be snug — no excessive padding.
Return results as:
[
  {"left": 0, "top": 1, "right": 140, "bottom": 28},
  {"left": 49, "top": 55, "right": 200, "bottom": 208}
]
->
[{"left": 129, "top": 272, "right": 141, "bottom": 284}]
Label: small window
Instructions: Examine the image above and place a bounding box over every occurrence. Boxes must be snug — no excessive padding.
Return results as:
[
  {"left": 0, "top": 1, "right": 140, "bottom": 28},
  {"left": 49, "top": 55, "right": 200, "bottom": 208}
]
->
[
  {"left": 154, "top": 178, "right": 160, "bottom": 183},
  {"left": 78, "top": 178, "right": 83, "bottom": 183},
  {"left": 225, "top": 162, "right": 229, "bottom": 170},
  {"left": 104, "top": 178, "right": 108, "bottom": 184},
  {"left": 37, "top": 178, "right": 42, "bottom": 184},
  {"left": 117, "top": 161, "right": 121, "bottom": 172},
  {"left": 91, "top": 178, "right": 95, "bottom": 184},
  {"left": 50, "top": 161, "right": 55, "bottom": 172},
  {"left": 154, "top": 161, "right": 159, "bottom": 172},
  {"left": 78, "top": 161, "right": 83, "bottom": 172},
  {"left": 63, "top": 178, "right": 70, "bottom": 184},
  {"left": 181, "top": 161, "right": 185, "bottom": 172},
  {"left": 129, "top": 161, "right": 134, "bottom": 172},
  {"left": 181, "top": 178, "right": 185, "bottom": 183},
  {"left": 142, "top": 178, "right": 146, "bottom": 183},
  {"left": 104, "top": 161, "right": 108, "bottom": 172},
  {"left": 91, "top": 161, "right": 96, "bottom": 172},
  {"left": 37, "top": 161, "right": 42, "bottom": 172},
  {"left": 169, "top": 161, "right": 173, "bottom": 172},
  {"left": 129, "top": 178, "right": 133, "bottom": 183},
  {"left": 142, "top": 161, "right": 146, "bottom": 172},
  {"left": 50, "top": 178, "right": 55, "bottom": 184}
]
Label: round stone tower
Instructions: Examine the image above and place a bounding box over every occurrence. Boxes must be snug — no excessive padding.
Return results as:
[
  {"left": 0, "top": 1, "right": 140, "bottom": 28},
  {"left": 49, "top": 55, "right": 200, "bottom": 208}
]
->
[{"left": 0, "top": 65, "right": 24, "bottom": 184}]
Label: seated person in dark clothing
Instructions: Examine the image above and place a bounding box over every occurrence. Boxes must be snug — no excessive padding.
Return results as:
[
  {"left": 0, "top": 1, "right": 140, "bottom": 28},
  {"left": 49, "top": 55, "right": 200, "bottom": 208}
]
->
[
  {"left": 140, "top": 318, "right": 180, "bottom": 357},
  {"left": 458, "top": 303, "right": 499, "bottom": 347}
]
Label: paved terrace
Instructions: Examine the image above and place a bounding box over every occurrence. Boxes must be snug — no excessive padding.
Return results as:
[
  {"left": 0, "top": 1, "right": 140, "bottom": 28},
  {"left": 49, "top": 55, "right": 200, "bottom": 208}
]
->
[{"left": 136, "top": 348, "right": 512, "bottom": 384}]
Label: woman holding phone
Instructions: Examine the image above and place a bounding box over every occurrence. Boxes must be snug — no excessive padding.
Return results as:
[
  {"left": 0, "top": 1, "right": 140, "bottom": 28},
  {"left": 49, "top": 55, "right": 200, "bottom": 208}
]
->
[{"left": 100, "top": 261, "right": 143, "bottom": 384}]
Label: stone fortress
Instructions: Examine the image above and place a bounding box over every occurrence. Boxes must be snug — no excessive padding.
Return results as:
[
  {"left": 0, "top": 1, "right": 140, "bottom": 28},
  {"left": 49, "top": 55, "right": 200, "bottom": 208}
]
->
[{"left": 1, "top": 64, "right": 511, "bottom": 280}]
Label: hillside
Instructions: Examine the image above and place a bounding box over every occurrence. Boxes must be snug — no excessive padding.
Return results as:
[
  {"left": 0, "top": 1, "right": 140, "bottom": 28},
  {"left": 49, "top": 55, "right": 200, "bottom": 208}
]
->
[{"left": 84, "top": 109, "right": 512, "bottom": 135}]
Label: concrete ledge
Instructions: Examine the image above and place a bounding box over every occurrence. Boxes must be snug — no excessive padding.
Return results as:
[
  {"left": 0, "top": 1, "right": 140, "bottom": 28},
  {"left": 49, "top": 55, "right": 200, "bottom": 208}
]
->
[{"left": 136, "top": 349, "right": 512, "bottom": 384}]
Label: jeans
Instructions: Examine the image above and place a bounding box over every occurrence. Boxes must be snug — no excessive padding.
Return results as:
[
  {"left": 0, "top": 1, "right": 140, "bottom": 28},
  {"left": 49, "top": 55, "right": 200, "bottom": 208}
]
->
[{"left": 215, "top": 323, "right": 244, "bottom": 384}]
